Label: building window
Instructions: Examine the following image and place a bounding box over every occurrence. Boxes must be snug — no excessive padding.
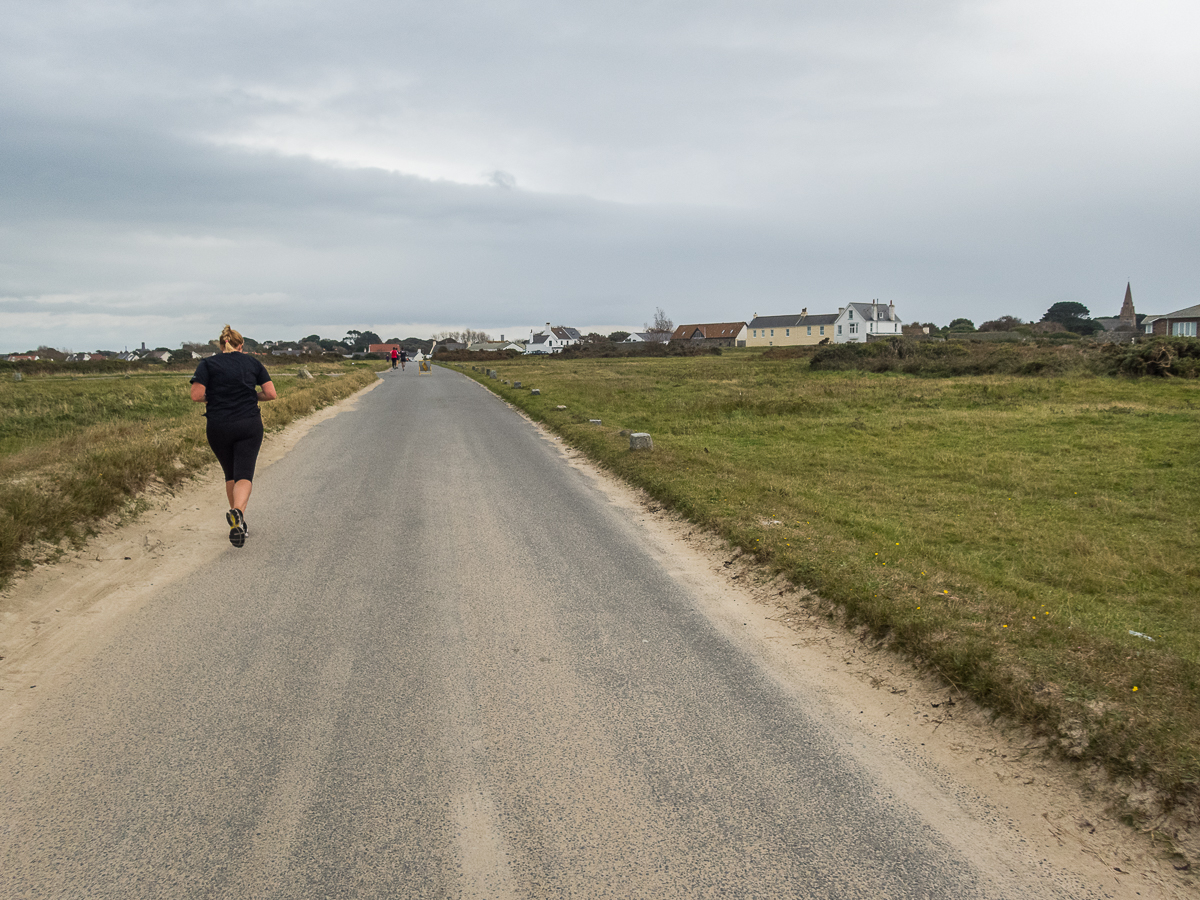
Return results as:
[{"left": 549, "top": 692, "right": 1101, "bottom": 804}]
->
[
  {"left": 785, "top": 329, "right": 790, "bottom": 336},
  {"left": 753, "top": 329, "right": 757, "bottom": 337},
  {"left": 820, "top": 326, "right": 824, "bottom": 335},
  {"left": 807, "top": 326, "right": 812, "bottom": 335},
  {"left": 848, "top": 310, "right": 854, "bottom": 320},
  {"left": 849, "top": 323, "right": 858, "bottom": 334},
  {"left": 770, "top": 329, "right": 775, "bottom": 336},
  {"left": 837, "top": 325, "right": 842, "bottom": 335},
  {"left": 1174, "top": 322, "right": 1198, "bottom": 337}
]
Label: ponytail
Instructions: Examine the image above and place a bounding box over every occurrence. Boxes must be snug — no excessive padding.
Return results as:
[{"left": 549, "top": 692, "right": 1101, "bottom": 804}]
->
[{"left": 219, "top": 325, "right": 244, "bottom": 351}]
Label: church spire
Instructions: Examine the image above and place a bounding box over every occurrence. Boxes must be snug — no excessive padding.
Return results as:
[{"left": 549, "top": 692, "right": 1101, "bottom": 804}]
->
[{"left": 1119, "top": 282, "right": 1136, "bottom": 326}]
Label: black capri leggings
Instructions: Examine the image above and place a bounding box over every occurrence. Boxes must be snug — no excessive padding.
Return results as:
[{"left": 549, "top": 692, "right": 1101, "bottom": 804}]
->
[{"left": 206, "top": 416, "right": 264, "bottom": 483}]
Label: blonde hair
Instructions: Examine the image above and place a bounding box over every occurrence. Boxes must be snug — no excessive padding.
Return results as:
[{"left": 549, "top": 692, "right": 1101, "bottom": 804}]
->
[{"left": 219, "top": 325, "right": 244, "bottom": 351}]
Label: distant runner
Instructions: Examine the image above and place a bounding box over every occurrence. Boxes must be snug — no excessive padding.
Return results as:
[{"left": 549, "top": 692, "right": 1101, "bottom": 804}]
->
[
  {"left": 399, "top": 348, "right": 408, "bottom": 371},
  {"left": 190, "top": 325, "right": 276, "bottom": 547}
]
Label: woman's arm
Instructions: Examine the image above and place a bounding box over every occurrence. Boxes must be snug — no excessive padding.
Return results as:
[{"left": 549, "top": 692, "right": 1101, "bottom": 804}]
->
[
  {"left": 257, "top": 381, "right": 277, "bottom": 401},
  {"left": 190, "top": 382, "right": 207, "bottom": 402}
]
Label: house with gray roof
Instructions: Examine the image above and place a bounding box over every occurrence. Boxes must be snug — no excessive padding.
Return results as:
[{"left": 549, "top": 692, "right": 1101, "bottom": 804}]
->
[
  {"left": 747, "top": 310, "right": 838, "bottom": 347},
  {"left": 524, "top": 324, "right": 582, "bottom": 354},
  {"left": 1142, "top": 303, "right": 1200, "bottom": 338},
  {"left": 832, "top": 300, "right": 902, "bottom": 344}
]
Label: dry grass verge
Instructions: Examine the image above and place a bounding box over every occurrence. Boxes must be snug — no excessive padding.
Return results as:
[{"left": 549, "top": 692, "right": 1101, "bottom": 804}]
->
[{"left": 0, "top": 362, "right": 381, "bottom": 585}]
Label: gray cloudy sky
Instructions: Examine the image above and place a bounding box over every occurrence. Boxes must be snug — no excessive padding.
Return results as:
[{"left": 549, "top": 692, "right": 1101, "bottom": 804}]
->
[{"left": 2, "top": 0, "right": 1197, "bottom": 352}]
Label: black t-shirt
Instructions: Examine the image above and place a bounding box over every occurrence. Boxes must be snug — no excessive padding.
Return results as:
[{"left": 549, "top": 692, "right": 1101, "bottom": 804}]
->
[{"left": 191, "top": 353, "right": 271, "bottom": 422}]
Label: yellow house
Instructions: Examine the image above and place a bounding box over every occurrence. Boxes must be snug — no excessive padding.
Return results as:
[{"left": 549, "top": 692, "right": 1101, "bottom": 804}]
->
[{"left": 746, "top": 310, "right": 838, "bottom": 347}]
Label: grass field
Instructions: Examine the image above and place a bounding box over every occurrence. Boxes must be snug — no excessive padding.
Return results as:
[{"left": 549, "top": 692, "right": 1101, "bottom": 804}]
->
[
  {"left": 0, "top": 360, "right": 382, "bottom": 585},
  {"left": 453, "top": 351, "right": 1200, "bottom": 803}
]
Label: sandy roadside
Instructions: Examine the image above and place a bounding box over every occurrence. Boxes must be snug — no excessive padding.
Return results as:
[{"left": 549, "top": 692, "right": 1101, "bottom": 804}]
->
[
  {"left": 0, "top": 377, "right": 382, "bottom": 733},
  {"left": 2, "top": 372, "right": 1196, "bottom": 897}
]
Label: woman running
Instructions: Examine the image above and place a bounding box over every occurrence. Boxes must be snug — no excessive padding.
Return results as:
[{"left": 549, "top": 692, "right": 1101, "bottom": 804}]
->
[{"left": 190, "top": 325, "right": 277, "bottom": 547}]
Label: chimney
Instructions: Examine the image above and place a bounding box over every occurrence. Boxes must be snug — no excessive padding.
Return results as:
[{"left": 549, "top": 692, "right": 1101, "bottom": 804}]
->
[
  {"left": 838, "top": 307, "right": 844, "bottom": 314},
  {"left": 500, "top": 334, "right": 504, "bottom": 341},
  {"left": 801, "top": 307, "right": 807, "bottom": 317}
]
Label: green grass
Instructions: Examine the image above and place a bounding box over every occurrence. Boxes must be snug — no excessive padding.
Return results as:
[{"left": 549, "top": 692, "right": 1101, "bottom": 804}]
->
[
  {"left": 452, "top": 352, "right": 1200, "bottom": 801},
  {"left": 0, "top": 361, "right": 383, "bottom": 584}
]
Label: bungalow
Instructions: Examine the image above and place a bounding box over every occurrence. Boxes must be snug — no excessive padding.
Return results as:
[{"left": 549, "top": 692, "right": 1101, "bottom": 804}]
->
[
  {"left": 670, "top": 322, "right": 748, "bottom": 348},
  {"left": 468, "top": 339, "right": 526, "bottom": 352},
  {"left": 1142, "top": 303, "right": 1200, "bottom": 337},
  {"left": 623, "top": 332, "right": 670, "bottom": 343},
  {"left": 368, "top": 343, "right": 401, "bottom": 356},
  {"left": 833, "top": 300, "right": 902, "bottom": 344},
  {"left": 524, "top": 324, "right": 582, "bottom": 354},
  {"left": 747, "top": 310, "right": 838, "bottom": 347}
]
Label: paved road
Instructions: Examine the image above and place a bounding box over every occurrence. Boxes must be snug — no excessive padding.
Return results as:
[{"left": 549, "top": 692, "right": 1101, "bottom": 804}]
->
[{"left": 2, "top": 369, "right": 1080, "bottom": 898}]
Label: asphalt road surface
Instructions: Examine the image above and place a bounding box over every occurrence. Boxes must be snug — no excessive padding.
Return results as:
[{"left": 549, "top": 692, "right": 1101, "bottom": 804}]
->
[{"left": 2, "top": 368, "right": 1088, "bottom": 898}]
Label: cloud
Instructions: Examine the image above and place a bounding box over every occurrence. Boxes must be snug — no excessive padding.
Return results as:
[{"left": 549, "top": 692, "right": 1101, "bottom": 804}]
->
[{"left": 2, "top": 1, "right": 1198, "bottom": 351}]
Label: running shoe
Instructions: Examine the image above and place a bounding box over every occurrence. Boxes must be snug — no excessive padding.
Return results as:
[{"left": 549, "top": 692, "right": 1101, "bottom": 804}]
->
[{"left": 226, "top": 508, "right": 247, "bottom": 547}]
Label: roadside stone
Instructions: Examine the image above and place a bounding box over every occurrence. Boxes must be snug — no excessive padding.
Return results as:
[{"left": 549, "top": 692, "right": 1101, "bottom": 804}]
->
[
  {"left": 630, "top": 432, "right": 654, "bottom": 451},
  {"left": 298, "top": 367, "right": 314, "bottom": 379},
  {"left": 514, "top": 381, "right": 521, "bottom": 388},
  {"left": 556, "top": 405, "right": 567, "bottom": 410},
  {"left": 590, "top": 419, "right": 602, "bottom": 424},
  {"left": 530, "top": 388, "right": 540, "bottom": 395}
]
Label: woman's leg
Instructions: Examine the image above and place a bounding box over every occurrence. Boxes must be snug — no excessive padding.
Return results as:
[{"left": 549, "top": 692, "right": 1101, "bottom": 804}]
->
[{"left": 231, "top": 479, "right": 253, "bottom": 511}]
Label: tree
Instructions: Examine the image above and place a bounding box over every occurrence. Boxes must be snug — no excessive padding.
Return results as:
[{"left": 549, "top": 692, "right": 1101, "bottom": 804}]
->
[
  {"left": 1042, "top": 301, "right": 1090, "bottom": 324},
  {"left": 343, "top": 330, "right": 381, "bottom": 351},
  {"left": 1041, "top": 302, "right": 1101, "bottom": 335},
  {"left": 645, "top": 307, "right": 673, "bottom": 334},
  {"left": 301, "top": 334, "right": 321, "bottom": 343},
  {"left": 608, "top": 330, "right": 631, "bottom": 343},
  {"left": 432, "top": 329, "right": 491, "bottom": 344},
  {"left": 947, "top": 318, "right": 976, "bottom": 333},
  {"left": 978, "top": 315, "right": 1025, "bottom": 332}
]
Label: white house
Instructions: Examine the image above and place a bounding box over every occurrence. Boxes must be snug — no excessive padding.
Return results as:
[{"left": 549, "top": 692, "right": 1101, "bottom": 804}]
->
[
  {"left": 833, "top": 300, "right": 902, "bottom": 343},
  {"left": 524, "top": 325, "right": 582, "bottom": 354},
  {"left": 623, "top": 331, "right": 670, "bottom": 343}
]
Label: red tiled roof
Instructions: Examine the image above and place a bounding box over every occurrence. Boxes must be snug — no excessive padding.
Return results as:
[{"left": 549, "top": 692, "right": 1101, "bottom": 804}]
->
[{"left": 670, "top": 322, "right": 747, "bottom": 340}]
